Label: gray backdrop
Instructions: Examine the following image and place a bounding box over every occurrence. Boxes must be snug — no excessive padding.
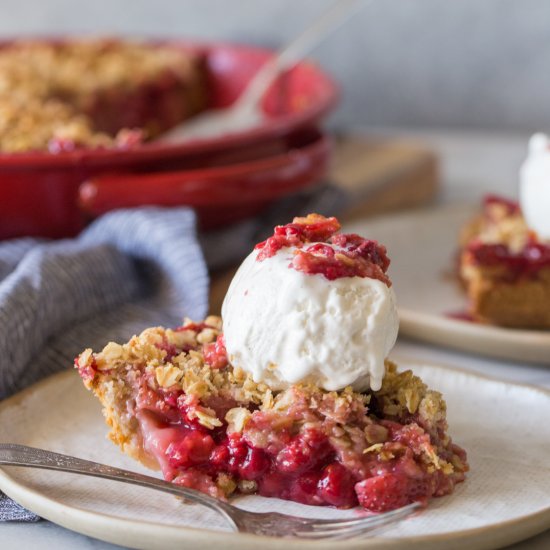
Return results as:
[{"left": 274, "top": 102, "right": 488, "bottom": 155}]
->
[{"left": 0, "top": 0, "right": 548, "bottom": 132}]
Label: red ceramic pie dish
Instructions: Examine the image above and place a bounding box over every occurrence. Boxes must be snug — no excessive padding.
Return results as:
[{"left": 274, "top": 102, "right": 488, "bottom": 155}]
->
[
  {"left": 80, "top": 129, "right": 331, "bottom": 230},
  {"left": 0, "top": 39, "right": 338, "bottom": 239}
]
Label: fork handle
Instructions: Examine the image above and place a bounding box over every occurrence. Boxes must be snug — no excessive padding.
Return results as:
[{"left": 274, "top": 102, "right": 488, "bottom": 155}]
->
[{"left": 0, "top": 443, "right": 237, "bottom": 530}]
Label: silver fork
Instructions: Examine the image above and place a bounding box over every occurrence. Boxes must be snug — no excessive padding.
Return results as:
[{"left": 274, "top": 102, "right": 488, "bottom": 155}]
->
[{"left": 0, "top": 444, "right": 420, "bottom": 539}]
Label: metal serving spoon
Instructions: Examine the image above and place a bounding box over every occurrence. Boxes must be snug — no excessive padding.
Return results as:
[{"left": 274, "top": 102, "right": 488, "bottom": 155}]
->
[{"left": 160, "top": 0, "right": 363, "bottom": 143}]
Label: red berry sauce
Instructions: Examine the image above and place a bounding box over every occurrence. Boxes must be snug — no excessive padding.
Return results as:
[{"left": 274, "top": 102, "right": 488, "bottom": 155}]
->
[
  {"left": 255, "top": 213, "right": 392, "bottom": 285},
  {"left": 75, "top": 356, "right": 98, "bottom": 383},
  {"left": 255, "top": 213, "right": 341, "bottom": 260},
  {"left": 135, "top": 379, "right": 460, "bottom": 510},
  {"left": 466, "top": 195, "right": 550, "bottom": 280},
  {"left": 203, "top": 335, "right": 228, "bottom": 369}
]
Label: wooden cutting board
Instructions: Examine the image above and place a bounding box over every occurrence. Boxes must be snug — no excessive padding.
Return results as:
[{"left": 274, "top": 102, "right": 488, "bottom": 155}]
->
[{"left": 209, "top": 134, "right": 439, "bottom": 313}]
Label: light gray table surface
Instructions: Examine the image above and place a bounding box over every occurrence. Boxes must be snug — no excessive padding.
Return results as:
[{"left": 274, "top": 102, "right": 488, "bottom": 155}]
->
[{"left": 1, "top": 128, "right": 549, "bottom": 549}]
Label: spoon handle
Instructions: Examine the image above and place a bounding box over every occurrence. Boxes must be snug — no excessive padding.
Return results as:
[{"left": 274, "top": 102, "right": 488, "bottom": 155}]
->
[{"left": 237, "top": 0, "right": 364, "bottom": 110}]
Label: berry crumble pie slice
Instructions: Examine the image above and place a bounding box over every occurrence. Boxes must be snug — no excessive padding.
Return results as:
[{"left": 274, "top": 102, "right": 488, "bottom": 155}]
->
[
  {"left": 459, "top": 195, "right": 550, "bottom": 328},
  {"left": 459, "top": 134, "right": 550, "bottom": 328},
  {"left": 77, "top": 214, "right": 468, "bottom": 513}
]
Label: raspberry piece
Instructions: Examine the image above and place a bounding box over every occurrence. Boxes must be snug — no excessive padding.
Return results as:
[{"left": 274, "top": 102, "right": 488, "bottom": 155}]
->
[
  {"left": 161, "top": 389, "right": 181, "bottom": 409},
  {"left": 258, "top": 472, "right": 291, "bottom": 500},
  {"left": 292, "top": 213, "right": 341, "bottom": 241},
  {"left": 292, "top": 243, "right": 391, "bottom": 284},
  {"left": 156, "top": 338, "right": 178, "bottom": 361},
  {"left": 318, "top": 463, "right": 357, "bottom": 507},
  {"left": 276, "top": 431, "right": 331, "bottom": 474},
  {"left": 407, "top": 477, "right": 435, "bottom": 501},
  {"left": 290, "top": 471, "right": 323, "bottom": 505},
  {"left": 209, "top": 444, "right": 230, "bottom": 469},
  {"left": 355, "top": 473, "right": 410, "bottom": 512},
  {"left": 331, "top": 233, "right": 391, "bottom": 272},
  {"left": 166, "top": 432, "right": 215, "bottom": 469},
  {"left": 203, "top": 335, "right": 228, "bottom": 369},
  {"left": 238, "top": 447, "right": 270, "bottom": 480},
  {"left": 74, "top": 355, "right": 98, "bottom": 383},
  {"left": 255, "top": 214, "right": 341, "bottom": 260},
  {"left": 276, "top": 438, "right": 314, "bottom": 474}
]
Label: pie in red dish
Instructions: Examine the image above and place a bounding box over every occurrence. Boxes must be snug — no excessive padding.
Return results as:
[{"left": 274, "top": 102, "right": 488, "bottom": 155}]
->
[
  {"left": 0, "top": 39, "right": 207, "bottom": 153},
  {"left": 459, "top": 195, "right": 550, "bottom": 328},
  {"left": 76, "top": 214, "right": 468, "bottom": 513}
]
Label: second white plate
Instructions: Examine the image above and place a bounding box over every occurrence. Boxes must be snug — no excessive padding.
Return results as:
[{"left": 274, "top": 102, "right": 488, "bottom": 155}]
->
[{"left": 345, "top": 205, "right": 550, "bottom": 365}]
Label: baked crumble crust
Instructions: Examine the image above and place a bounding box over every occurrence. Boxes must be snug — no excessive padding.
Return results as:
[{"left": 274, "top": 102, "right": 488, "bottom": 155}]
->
[
  {"left": 0, "top": 95, "right": 118, "bottom": 152},
  {"left": 76, "top": 316, "right": 467, "bottom": 508}
]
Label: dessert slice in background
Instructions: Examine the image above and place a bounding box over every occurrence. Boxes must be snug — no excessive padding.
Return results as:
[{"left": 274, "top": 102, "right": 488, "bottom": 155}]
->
[
  {"left": 76, "top": 214, "right": 468, "bottom": 513},
  {"left": 459, "top": 134, "right": 550, "bottom": 328}
]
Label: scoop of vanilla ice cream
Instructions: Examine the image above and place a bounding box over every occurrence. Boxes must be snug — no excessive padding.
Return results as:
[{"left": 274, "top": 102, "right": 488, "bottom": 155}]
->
[
  {"left": 520, "top": 133, "right": 550, "bottom": 240},
  {"left": 221, "top": 245, "right": 399, "bottom": 392}
]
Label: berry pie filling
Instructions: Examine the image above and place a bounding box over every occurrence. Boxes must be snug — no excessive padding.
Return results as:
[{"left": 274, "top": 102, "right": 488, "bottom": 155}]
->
[
  {"left": 462, "top": 195, "right": 550, "bottom": 282},
  {"left": 255, "top": 213, "right": 391, "bottom": 284},
  {"left": 77, "top": 214, "right": 468, "bottom": 514},
  {"left": 457, "top": 137, "right": 550, "bottom": 328},
  {"left": 77, "top": 318, "right": 468, "bottom": 512}
]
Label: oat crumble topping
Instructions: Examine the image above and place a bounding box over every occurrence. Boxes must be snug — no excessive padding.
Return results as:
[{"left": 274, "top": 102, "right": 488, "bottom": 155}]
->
[{"left": 460, "top": 196, "right": 533, "bottom": 254}]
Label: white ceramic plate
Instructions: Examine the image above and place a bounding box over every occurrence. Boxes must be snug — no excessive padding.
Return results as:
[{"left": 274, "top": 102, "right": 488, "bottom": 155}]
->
[
  {"left": 345, "top": 205, "right": 550, "bottom": 365},
  {"left": 0, "top": 365, "right": 549, "bottom": 550}
]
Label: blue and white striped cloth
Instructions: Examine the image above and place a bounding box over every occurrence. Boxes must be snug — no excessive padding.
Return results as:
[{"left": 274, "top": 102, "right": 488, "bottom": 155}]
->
[{"left": 0, "top": 207, "right": 209, "bottom": 521}]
